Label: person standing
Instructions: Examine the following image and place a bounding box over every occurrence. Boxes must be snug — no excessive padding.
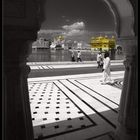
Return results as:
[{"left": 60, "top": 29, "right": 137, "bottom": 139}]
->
[
  {"left": 77, "top": 51, "right": 82, "bottom": 62},
  {"left": 101, "top": 51, "right": 113, "bottom": 84}
]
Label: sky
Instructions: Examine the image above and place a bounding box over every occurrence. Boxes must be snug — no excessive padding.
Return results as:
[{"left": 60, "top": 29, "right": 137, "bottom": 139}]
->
[{"left": 40, "top": 0, "right": 115, "bottom": 41}]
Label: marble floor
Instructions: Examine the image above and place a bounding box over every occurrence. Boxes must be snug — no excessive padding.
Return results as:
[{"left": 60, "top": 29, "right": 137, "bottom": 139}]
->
[
  {"left": 28, "top": 71, "right": 124, "bottom": 140},
  {"left": 27, "top": 61, "right": 123, "bottom": 70}
]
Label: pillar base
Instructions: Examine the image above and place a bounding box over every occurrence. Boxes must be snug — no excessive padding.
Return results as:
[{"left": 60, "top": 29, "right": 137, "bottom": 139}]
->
[{"left": 115, "top": 124, "right": 137, "bottom": 140}]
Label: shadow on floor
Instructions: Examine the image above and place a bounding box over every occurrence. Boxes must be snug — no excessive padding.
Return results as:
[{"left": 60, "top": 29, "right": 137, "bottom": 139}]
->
[{"left": 33, "top": 108, "right": 119, "bottom": 140}]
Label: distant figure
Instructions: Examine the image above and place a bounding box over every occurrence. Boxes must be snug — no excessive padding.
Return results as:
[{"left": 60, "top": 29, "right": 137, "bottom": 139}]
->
[
  {"left": 96, "top": 52, "right": 102, "bottom": 68},
  {"left": 77, "top": 51, "right": 82, "bottom": 62},
  {"left": 62, "top": 44, "right": 65, "bottom": 49},
  {"left": 100, "top": 57, "right": 103, "bottom": 68},
  {"left": 71, "top": 50, "right": 75, "bottom": 62},
  {"left": 116, "top": 45, "right": 122, "bottom": 55},
  {"left": 101, "top": 51, "right": 113, "bottom": 84}
]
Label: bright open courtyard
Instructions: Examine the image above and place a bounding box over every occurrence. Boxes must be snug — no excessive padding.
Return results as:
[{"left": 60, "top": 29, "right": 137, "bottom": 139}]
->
[{"left": 28, "top": 70, "right": 124, "bottom": 140}]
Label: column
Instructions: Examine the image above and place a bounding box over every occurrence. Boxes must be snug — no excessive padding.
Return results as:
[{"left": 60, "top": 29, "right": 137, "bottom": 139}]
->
[
  {"left": 3, "top": 40, "right": 34, "bottom": 140},
  {"left": 3, "top": 0, "right": 45, "bottom": 139},
  {"left": 115, "top": 37, "right": 138, "bottom": 140}
]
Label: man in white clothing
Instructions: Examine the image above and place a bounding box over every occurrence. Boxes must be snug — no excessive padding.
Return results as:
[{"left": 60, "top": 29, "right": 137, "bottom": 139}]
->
[{"left": 101, "top": 51, "right": 113, "bottom": 84}]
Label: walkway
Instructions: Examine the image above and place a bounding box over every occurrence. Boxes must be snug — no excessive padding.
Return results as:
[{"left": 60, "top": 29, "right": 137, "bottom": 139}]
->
[
  {"left": 28, "top": 71, "right": 124, "bottom": 140},
  {"left": 27, "top": 60, "right": 123, "bottom": 70}
]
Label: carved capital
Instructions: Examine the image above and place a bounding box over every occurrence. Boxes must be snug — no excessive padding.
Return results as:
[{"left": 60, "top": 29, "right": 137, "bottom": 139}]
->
[
  {"left": 123, "top": 55, "right": 135, "bottom": 70},
  {"left": 4, "top": 39, "right": 32, "bottom": 75},
  {"left": 118, "top": 37, "right": 137, "bottom": 56}
]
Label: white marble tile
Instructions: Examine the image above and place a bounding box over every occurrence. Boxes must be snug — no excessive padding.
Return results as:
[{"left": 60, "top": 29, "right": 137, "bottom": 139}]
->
[
  {"left": 28, "top": 71, "right": 124, "bottom": 139},
  {"left": 28, "top": 71, "right": 124, "bottom": 82},
  {"left": 29, "top": 66, "right": 39, "bottom": 69},
  {"left": 28, "top": 62, "right": 123, "bottom": 70},
  {"left": 69, "top": 79, "right": 119, "bottom": 109},
  {"left": 42, "top": 66, "right": 49, "bottom": 69}
]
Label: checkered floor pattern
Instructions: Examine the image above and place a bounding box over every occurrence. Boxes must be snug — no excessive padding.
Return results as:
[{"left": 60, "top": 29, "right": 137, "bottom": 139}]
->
[{"left": 28, "top": 71, "right": 124, "bottom": 140}]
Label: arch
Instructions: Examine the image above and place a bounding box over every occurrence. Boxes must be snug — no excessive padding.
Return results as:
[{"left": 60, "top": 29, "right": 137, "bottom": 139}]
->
[
  {"left": 103, "top": 0, "right": 120, "bottom": 36},
  {"left": 102, "top": 0, "right": 135, "bottom": 37},
  {"left": 3, "top": 0, "right": 137, "bottom": 140},
  {"left": 37, "top": 0, "right": 135, "bottom": 37}
]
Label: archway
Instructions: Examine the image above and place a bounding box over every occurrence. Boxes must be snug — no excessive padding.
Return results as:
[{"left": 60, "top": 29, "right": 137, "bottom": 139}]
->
[
  {"left": 29, "top": 0, "right": 118, "bottom": 62},
  {"left": 36, "top": 1, "right": 137, "bottom": 140},
  {"left": 3, "top": 0, "right": 137, "bottom": 140}
]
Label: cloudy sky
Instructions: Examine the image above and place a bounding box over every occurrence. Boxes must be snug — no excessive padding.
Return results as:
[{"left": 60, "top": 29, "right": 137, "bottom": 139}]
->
[{"left": 40, "top": 0, "right": 115, "bottom": 40}]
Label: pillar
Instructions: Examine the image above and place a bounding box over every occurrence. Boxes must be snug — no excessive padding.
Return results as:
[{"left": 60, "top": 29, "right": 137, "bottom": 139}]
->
[
  {"left": 3, "top": 39, "right": 34, "bottom": 140},
  {"left": 115, "top": 37, "right": 138, "bottom": 140},
  {"left": 3, "top": 0, "right": 46, "bottom": 139}
]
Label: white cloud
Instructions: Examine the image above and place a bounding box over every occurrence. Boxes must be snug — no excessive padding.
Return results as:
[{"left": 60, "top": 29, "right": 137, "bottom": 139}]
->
[
  {"left": 62, "top": 22, "right": 85, "bottom": 30},
  {"left": 38, "top": 22, "right": 86, "bottom": 38},
  {"left": 39, "top": 29, "right": 63, "bottom": 34},
  {"left": 62, "top": 22, "right": 85, "bottom": 37}
]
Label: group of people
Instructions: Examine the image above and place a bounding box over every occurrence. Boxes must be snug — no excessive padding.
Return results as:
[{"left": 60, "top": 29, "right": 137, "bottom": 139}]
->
[
  {"left": 71, "top": 50, "right": 113, "bottom": 84},
  {"left": 97, "top": 51, "right": 113, "bottom": 85},
  {"left": 71, "top": 50, "right": 82, "bottom": 62}
]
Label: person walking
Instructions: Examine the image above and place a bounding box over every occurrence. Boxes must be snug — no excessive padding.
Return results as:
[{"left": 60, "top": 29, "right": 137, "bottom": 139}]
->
[
  {"left": 100, "top": 56, "right": 103, "bottom": 68},
  {"left": 77, "top": 51, "right": 82, "bottom": 62},
  {"left": 96, "top": 52, "right": 102, "bottom": 68},
  {"left": 101, "top": 51, "right": 113, "bottom": 84},
  {"left": 71, "top": 50, "right": 75, "bottom": 62}
]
